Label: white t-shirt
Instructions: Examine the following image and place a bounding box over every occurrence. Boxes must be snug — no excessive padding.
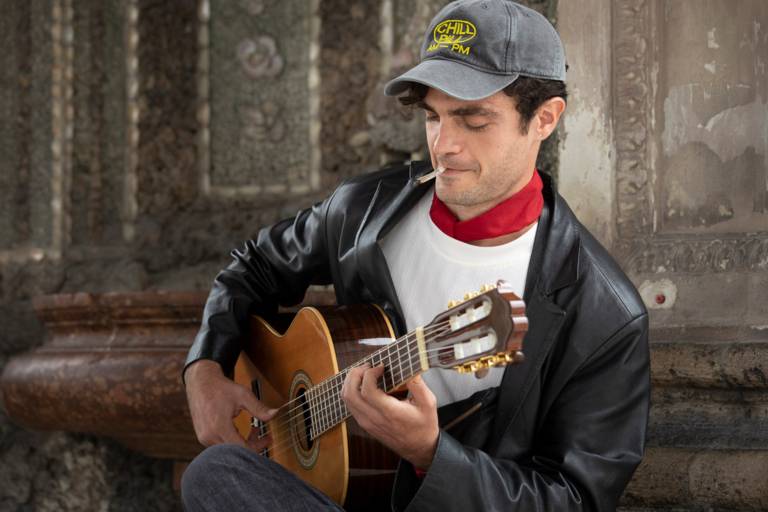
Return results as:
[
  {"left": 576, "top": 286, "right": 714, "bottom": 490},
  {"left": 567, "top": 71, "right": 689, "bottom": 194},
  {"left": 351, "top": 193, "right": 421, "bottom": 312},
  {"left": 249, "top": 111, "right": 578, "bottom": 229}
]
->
[{"left": 380, "top": 191, "right": 536, "bottom": 407}]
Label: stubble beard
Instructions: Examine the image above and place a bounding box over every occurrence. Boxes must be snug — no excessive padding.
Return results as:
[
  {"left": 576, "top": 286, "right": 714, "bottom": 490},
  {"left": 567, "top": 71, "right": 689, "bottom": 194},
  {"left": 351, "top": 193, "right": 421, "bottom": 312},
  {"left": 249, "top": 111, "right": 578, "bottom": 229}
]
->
[{"left": 436, "top": 166, "right": 518, "bottom": 211}]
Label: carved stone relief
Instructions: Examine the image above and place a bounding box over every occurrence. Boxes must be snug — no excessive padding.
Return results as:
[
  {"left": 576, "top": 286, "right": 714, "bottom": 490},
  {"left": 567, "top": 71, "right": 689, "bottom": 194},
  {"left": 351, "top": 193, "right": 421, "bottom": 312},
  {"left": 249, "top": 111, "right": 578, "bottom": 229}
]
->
[
  {"left": 0, "top": 2, "right": 28, "bottom": 250},
  {"left": 613, "top": 0, "right": 768, "bottom": 274},
  {"left": 200, "top": 0, "right": 320, "bottom": 196},
  {"left": 70, "top": 0, "right": 129, "bottom": 247},
  {"left": 658, "top": 1, "right": 768, "bottom": 233},
  {"left": 0, "top": 0, "right": 58, "bottom": 263}
]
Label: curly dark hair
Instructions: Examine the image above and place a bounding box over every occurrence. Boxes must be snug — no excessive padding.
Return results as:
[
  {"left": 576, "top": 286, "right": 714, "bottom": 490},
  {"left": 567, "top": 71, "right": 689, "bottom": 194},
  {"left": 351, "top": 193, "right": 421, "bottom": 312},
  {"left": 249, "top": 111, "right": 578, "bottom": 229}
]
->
[{"left": 397, "top": 76, "right": 567, "bottom": 134}]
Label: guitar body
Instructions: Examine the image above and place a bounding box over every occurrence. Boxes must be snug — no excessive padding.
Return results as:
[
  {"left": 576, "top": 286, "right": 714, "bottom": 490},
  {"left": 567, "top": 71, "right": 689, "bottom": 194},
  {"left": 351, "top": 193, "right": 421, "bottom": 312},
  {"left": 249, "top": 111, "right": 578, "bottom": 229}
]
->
[{"left": 233, "top": 305, "right": 400, "bottom": 510}]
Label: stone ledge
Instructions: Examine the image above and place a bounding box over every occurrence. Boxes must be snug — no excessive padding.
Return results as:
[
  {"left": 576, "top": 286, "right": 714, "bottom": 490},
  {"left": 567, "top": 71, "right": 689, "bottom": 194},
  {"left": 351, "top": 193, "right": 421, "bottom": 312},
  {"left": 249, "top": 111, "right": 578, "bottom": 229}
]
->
[
  {"left": 649, "top": 387, "right": 768, "bottom": 450},
  {"left": 651, "top": 338, "right": 768, "bottom": 389},
  {"left": 622, "top": 447, "right": 768, "bottom": 510}
]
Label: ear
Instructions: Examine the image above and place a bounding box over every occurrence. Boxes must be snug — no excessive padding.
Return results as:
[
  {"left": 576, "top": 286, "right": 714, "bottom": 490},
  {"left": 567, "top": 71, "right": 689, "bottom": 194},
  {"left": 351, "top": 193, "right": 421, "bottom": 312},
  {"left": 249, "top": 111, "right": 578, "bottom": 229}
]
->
[{"left": 534, "top": 97, "right": 566, "bottom": 140}]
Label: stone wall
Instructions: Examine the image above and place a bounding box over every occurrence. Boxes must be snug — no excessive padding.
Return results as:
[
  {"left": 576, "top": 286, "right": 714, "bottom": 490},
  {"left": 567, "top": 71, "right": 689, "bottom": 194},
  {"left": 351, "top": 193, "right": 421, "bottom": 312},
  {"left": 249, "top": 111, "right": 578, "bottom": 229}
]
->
[
  {"left": 1, "top": 0, "right": 765, "bottom": 510},
  {"left": 559, "top": 1, "right": 768, "bottom": 510},
  {"left": 0, "top": 0, "right": 520, "bottom": 509}
]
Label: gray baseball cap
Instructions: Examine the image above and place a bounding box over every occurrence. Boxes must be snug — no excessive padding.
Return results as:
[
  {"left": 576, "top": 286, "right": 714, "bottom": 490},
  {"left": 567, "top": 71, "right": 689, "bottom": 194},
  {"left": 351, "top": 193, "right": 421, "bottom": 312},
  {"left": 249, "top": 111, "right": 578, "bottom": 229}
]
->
[{"left": 384, "top": 0, "right": 566, "bottom": 101}]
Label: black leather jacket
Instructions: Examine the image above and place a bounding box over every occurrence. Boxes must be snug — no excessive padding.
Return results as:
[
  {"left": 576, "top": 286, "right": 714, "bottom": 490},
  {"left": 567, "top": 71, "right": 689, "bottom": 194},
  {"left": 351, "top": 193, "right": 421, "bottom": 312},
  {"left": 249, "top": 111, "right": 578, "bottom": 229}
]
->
[{"left": 185, "top": 161, "right": 650, "bottom": 511}]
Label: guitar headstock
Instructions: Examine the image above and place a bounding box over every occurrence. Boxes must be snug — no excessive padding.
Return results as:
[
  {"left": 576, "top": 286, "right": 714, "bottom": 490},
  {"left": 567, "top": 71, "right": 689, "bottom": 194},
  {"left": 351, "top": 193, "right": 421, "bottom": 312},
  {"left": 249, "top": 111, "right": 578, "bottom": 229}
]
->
[{"left": 423, "top": 280, "right": 527, "bottom": 374}]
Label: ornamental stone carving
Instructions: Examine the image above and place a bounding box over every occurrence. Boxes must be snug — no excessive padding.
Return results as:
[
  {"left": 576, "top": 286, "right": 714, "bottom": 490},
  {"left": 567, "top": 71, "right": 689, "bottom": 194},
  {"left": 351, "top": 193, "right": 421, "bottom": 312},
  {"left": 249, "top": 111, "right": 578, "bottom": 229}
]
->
[
  {"left": 241, "top": 101, "right": 286, "bottom": 143},
  {"left": 240, "top": 0, "right": 266, "bottom": 16},
  {"left": 237, "top": 36, "right": 284, "bottom": 79}
]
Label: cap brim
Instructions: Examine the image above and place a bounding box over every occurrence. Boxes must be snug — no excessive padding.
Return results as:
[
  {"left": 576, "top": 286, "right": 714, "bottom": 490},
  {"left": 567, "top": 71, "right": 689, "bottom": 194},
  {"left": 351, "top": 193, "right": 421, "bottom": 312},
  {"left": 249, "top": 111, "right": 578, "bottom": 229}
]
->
[{"left": 384, "top": 58, "right": 519, "bottom": 101}]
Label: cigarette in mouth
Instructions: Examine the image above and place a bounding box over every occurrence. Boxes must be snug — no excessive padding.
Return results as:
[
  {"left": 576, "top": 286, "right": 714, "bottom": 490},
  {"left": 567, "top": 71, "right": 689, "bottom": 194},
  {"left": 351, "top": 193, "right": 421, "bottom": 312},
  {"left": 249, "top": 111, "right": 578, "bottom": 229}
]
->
[{"left": 416, "top": 166, "right": 446, "bottom": 184}]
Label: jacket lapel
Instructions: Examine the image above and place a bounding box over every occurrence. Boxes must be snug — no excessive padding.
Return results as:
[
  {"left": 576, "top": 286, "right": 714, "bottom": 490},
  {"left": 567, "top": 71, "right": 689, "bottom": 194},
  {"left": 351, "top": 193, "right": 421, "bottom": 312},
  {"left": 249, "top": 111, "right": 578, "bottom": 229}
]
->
[
  {"left": 487, "top": 288, "right": 566, "bottom": 452},
  {"left": 488, "top": 172, "right": 581, "bottom": 449},
  {"left": 355, "top": 162, "right": 432, "bottom": 335}
]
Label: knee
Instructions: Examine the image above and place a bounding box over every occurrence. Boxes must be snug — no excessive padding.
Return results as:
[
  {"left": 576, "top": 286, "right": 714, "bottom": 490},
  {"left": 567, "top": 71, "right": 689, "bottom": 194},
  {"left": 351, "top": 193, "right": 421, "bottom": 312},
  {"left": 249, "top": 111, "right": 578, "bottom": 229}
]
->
[{"left": 181, "top": 444, "right": 251, "bottom": 508}]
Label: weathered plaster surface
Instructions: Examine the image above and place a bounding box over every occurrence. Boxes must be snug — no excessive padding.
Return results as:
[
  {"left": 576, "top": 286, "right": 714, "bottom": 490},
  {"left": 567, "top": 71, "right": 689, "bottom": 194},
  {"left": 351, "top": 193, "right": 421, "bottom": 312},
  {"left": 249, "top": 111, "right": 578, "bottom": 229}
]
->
[
  {"left": 659, "top": 1, "right": 768, "bottom": 232},
  {"left": 556, "top": 0, "right": 614, "bottom": 248}
]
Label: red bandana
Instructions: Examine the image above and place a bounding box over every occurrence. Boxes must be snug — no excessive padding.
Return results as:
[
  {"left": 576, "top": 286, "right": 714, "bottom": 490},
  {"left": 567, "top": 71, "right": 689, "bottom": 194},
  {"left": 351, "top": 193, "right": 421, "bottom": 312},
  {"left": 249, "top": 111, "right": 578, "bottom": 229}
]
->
[{"left": 429, "top": 170, "right": 543, "bottom": 242}]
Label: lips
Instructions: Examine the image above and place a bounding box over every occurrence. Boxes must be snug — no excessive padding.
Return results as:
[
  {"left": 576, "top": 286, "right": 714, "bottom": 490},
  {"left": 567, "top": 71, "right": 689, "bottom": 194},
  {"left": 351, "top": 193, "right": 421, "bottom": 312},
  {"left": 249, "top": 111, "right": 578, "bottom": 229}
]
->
[{"left": 440, "top": 167, "right": 471, "bottom": 175}]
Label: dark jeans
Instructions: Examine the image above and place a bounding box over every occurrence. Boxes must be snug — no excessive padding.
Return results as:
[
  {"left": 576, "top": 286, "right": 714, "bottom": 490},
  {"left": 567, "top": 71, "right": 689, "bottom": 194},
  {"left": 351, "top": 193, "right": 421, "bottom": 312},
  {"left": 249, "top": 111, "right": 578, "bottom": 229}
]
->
[{"left": 181, "top": 444, "right": 345, "bottom": 512}]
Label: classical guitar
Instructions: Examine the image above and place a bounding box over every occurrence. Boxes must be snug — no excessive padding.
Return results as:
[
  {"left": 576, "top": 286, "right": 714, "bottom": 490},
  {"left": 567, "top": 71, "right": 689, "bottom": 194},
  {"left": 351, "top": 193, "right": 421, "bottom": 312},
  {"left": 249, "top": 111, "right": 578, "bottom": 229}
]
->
[{"left": 232, "top": 282, "right": 527, "bottom": 509}]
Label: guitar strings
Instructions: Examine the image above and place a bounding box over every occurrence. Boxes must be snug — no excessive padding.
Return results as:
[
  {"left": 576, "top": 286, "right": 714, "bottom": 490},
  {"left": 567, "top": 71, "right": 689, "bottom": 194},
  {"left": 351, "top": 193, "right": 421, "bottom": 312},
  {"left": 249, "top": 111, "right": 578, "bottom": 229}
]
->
[
  {"left": 263, "top": 319, "right": 456, "bottom": 435},
  {"left": 254, "top": 318, "right": 452, "bottom": 424},
  {"left": 249, "top": 351, "right": 425, "bottom": 458},
  {"left": 249, "top": 307, "right": 523, "bottom": 461},
  {"left": 249, "top": 322, "right": 461, "bottom": 459},
  {"left": 249, "top": 322, "right": 451, "bottom": 458},
  {"left": 252, "top": 335, "right": 502, "bottom": 461},
  {"left": 256, "top": 335, "right": 488, "bottom": 459},
  {"left": 259, "top": 298, "right": 520, "bottom": 429},
  {"left": 251, "top": 320, "right": 452, "bottom": 444}
]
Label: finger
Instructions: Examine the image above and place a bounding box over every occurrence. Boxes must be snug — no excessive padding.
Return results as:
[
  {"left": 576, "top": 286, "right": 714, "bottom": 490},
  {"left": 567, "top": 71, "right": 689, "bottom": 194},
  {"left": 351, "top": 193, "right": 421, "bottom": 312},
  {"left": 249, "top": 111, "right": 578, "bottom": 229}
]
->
[
  {"left": 342, "top": 364, "right": 369, "bottom": 398},
  {"left": 360, "top": 366, "right": 386, "bottom": 401},
  {"left": 246, "top": 429, "right": 273, "bottom": 452},
  {"left": 406, "top": 375, "right": 437, "bottom": 410},
  {"left": 343, "top": 365, "right": 382, "bottom": 420},
  {"left": 237, "top": 387, "right": 279, "bottom": 422},
  {"left": 215, "top": 421, "right": 248, "bottom": 447}
]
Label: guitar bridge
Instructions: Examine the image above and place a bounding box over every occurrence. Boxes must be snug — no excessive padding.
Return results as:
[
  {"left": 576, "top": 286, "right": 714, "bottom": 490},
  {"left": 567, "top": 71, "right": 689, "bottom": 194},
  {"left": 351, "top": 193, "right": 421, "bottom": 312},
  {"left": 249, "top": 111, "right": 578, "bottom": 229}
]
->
[{"left": 249, "top": 378, "right": 269, "bottom": 456}]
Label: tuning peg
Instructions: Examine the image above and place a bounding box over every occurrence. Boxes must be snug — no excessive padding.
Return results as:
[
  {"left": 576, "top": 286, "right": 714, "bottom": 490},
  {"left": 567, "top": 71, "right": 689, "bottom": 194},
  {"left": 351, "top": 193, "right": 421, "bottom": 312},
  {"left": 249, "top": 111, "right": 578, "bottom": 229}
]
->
[
  {"left": 479, "top": 284, "right": 496, "bottom": 293},
  {"left": 447, "top": 300, "right": 460, "bottom": 308},
  {"left": 500, "top": 351, "right": 525, "bottom": 364},
  {"left": 455, "top": 361, "right": 481, "bottom": 374}
]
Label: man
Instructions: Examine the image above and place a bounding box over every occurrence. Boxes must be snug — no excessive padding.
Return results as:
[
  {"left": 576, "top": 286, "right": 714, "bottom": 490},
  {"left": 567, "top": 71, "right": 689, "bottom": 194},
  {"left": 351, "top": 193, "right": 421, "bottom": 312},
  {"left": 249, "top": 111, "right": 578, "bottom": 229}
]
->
[{"left": 182, "top": 1, "right": 650, "bottom": 510}]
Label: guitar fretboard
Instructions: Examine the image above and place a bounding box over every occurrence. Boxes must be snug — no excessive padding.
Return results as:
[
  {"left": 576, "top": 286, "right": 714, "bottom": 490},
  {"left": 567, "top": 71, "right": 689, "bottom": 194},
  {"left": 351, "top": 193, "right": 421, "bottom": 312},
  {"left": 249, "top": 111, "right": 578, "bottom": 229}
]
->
[{"left": 305, "top": 329, "right": 427, "bottom": 439}]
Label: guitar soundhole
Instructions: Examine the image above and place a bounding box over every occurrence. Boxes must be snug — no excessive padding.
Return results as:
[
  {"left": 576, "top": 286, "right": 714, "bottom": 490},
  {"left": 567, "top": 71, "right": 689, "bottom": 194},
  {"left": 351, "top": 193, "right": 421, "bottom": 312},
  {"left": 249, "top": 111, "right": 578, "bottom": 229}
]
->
[
  {"left": 295, "top": 387, "right": 314, "bottom": 451},
  {"left": 288, "top": 371, "right": 319, "bottom": 469}
]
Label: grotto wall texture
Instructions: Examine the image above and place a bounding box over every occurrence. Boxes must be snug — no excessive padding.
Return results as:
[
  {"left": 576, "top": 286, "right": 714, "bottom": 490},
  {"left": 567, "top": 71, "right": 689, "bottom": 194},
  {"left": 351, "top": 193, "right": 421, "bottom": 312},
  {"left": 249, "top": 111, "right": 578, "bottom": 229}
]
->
[{"left": 1, "top": 0, "right": 766, "bottom": 510}]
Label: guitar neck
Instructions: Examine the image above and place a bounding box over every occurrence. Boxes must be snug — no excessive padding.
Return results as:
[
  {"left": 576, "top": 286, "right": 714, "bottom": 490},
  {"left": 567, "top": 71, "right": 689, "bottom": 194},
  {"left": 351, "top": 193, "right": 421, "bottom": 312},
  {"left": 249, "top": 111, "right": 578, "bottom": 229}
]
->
[{"left": 306, "top": 329, "right": 428, "bottom": 439}]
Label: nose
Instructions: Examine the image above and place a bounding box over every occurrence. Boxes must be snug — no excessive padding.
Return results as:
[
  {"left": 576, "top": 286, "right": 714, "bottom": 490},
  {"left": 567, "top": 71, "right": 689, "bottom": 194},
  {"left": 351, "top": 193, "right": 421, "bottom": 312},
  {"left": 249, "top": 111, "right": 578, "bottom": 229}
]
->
[{"left": 430, "top": 120, "right": 462, "bottom": 161}]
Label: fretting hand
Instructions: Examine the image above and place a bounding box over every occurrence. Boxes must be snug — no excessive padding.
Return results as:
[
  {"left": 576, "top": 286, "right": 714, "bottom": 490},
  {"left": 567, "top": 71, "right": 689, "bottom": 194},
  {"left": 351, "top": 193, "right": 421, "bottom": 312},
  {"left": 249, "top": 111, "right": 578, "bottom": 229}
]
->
[{"left": 341, "top": 364, "right": 439, "bottom": 469}]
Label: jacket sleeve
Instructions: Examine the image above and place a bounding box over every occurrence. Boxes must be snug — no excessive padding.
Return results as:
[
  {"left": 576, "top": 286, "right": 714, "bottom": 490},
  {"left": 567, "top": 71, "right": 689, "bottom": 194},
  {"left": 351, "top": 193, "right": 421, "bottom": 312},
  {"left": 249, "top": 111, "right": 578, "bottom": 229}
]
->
[
  {"left": 392, "top": 314, "right": 650, "bottom": 512},
  {"left": 183, "top": 197, "right": 335, "bottom": 379}
]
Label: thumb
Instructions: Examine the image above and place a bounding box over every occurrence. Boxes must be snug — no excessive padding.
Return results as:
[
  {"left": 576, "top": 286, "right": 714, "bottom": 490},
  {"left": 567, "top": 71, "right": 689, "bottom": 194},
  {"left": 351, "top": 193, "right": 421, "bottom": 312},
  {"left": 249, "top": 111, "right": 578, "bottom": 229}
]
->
[{"left": 239, "top": 388, "right": 279, "bottom": 422}]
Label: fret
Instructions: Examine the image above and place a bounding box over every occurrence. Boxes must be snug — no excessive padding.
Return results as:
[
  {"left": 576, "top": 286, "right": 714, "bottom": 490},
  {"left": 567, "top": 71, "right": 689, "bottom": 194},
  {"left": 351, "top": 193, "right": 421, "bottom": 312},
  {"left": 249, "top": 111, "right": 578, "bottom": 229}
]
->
[
  {"left": 381, "top": 352, "right": 393, "bottom": 392},
  {"left": 327, "top": 376, "right": 336, "bottom": 431},
  {"left": 408, "top": 333, "right": 418, "bottom": 380},
  {"left": 336, "top": 375, "right": 346, "bottom": 422},
  {"left": 391, "top": 347, "right": 400, "bottom": 390},
  {"left": 307, "top": 386, "right": 317, "bottom": 439},
  {"left": 319, "top": 379, "right": 329, "bottom": 434},
  {"left": 389, "top": 339, "right": 406, "bottom": 388},
  {"left": 333, "top": 374, "right": 343, "bottom": 427},
  {"left": 327, "top": 376, "right": 336, "bottom": 430},
  {"left": 380, "top": 350, "right": 388, "bottom": 392},
  {"left": 308, "top": 333, "right": 431, "bottom": 442},
  {"left": 382, "top": 344, "right": 393, "bottom": 391}
]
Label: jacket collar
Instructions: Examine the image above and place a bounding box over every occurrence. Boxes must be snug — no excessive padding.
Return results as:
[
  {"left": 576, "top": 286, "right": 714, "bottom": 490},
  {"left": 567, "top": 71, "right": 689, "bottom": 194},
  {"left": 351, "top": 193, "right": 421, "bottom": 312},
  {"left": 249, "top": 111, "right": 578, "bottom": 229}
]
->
[{"left": 523, "top": 171, "right": 581, "bottom": 301}]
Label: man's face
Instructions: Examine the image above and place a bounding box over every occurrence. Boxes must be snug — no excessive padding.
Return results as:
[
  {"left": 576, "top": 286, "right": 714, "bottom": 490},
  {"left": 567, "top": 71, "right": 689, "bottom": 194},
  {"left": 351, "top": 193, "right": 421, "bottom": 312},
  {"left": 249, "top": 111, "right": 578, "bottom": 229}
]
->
[{"left": 420, "top": 88, "right": 541, "bottom": 221}]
